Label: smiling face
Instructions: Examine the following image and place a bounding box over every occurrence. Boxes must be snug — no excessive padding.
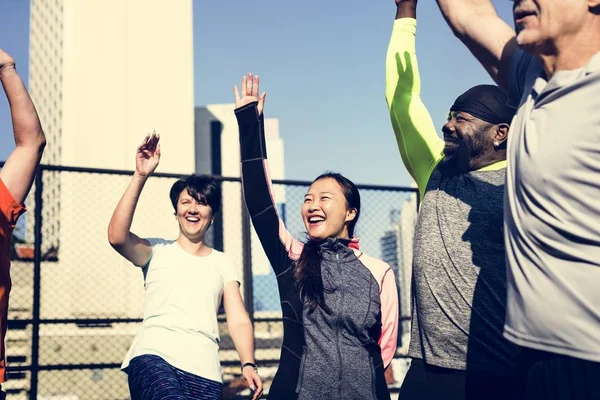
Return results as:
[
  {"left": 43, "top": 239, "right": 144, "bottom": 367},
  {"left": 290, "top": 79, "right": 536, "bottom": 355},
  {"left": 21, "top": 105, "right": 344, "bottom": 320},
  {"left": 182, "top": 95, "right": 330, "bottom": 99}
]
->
[
  {"left": 512, "top": 0, "right": 590, "bottom": 54},
  {"left": 175, "top": 189, "right": 214, "bottom": 241},
  {"left": 301, "top": 177, "right": 357, "bottom": 241},
  {"left": 440, "top": 111, "right": 497, "bottom": 172}
]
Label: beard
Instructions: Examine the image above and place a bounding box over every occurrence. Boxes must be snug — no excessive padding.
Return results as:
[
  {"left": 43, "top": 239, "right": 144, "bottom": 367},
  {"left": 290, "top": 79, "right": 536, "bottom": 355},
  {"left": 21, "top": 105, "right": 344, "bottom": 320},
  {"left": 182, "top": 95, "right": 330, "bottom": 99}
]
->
[{"left": 439, "top": 134, "right": 488, "bottom": 175}]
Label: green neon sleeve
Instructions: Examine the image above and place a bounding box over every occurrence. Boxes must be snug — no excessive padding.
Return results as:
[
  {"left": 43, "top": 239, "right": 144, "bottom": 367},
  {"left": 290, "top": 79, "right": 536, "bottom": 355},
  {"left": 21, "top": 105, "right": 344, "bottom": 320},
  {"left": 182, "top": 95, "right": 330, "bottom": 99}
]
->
[{"left": 385, "top": 18, "right": 445, "bottom": 197}]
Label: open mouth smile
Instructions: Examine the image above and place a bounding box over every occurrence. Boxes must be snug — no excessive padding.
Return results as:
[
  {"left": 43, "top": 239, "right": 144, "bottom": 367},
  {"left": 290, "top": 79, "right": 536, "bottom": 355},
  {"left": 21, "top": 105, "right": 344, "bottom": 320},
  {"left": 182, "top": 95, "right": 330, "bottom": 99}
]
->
[{"left": 307, "top": 215, "right": 326, "bottom": 226}]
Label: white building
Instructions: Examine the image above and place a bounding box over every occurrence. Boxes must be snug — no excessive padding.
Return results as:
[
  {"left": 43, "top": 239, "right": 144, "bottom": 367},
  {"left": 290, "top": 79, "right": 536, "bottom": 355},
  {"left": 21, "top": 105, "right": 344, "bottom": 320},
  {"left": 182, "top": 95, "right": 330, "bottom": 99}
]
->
[
  {"left": 25, "top": 0, "right": 195, "bottom": 315},
  {"left": 6, "top": 1, "right": 195, "bottom": 398},
  {"left": 379, "top": 188, "right": 418, "bottom": 356},
  {"left": 396, "top": 189, "right": 417, "bottom": 354},
  {"left": 194, "top": 104, "right": 286, "bottom": 312}
]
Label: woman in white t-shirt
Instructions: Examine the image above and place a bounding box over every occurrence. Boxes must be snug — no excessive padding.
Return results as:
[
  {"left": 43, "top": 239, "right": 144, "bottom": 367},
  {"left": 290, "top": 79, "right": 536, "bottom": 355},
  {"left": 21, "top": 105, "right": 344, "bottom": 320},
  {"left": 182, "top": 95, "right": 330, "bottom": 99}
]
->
[{"left": 108, "top": 133, "right": 262, "bottom": 400}]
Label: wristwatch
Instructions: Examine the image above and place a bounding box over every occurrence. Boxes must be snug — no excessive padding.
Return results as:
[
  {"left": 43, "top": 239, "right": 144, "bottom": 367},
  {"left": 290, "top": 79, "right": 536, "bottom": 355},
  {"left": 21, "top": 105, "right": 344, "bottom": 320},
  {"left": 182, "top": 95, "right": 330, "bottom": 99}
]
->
[{"left": 241, "top": 362, "right": 258, "bottom": 374}]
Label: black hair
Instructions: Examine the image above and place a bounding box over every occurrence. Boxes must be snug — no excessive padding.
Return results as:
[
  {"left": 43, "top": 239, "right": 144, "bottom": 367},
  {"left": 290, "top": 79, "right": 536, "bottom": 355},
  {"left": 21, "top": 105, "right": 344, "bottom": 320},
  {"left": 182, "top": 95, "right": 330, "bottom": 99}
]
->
[
  {"left": 293, "top": 172, "right": 361, "bottom": 314},
  {"left": 169, "top": 175, "right": 222, "bottom": 214}
]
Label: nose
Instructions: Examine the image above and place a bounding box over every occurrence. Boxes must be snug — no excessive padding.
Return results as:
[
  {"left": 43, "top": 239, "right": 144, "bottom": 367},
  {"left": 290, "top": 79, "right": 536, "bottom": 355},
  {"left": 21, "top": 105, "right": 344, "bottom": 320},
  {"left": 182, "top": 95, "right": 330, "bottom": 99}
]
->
[
  {"left": 442, "top": 121, "right": 456, "bottom": 136},
  {"left": 308, "top": 202, "right": 321, "bottom": 213}
]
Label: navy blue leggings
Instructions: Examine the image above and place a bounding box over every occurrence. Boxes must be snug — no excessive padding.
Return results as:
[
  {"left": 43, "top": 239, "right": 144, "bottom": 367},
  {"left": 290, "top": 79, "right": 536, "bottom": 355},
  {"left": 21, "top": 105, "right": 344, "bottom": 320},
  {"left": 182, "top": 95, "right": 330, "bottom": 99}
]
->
[{"left": 127, "top": 354, "right": 223, "bottom": 400}]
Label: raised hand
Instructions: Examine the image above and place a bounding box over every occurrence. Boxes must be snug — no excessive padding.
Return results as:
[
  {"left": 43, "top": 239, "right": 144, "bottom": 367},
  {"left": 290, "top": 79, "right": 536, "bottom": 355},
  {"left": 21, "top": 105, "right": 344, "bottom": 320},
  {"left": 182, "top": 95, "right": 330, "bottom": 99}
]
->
[
  {"left": 233, "top": 73, "right": 267, "bottom": 116},
  {"left": 135, "top": 132, "right": 160, "bottom": 178}
]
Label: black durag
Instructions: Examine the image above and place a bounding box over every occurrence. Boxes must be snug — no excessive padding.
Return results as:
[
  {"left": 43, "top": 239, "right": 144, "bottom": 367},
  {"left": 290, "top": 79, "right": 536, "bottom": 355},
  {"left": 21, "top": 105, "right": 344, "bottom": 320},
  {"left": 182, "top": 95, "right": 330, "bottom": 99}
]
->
[{"left": 450, "top": 84, "right": 515, "bottom": 124}]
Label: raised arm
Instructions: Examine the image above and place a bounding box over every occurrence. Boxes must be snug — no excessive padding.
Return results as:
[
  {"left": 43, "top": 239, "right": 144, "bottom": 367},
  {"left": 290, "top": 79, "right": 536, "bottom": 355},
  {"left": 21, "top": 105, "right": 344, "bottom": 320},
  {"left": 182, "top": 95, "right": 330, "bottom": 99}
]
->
[
  {"left": 0, "top": 48, "right": 46, "bottom": 205},
  {"left": 386, "top": 0, "right": 444, "bottom": 196},
  {"left": 107, "top": 134, "right": 160, "bottom": 267},
  {"left": 234, "top": 74, "right": 304, "bottom": 275},
  {"left": 436, "top": 0, "right": 517, "bottom": 91}
]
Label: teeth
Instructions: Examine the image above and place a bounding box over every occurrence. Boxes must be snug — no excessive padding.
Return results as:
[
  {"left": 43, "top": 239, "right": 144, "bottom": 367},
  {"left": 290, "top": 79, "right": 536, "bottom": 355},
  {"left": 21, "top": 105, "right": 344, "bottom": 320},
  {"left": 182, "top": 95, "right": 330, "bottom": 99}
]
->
[
  {"left": 309, "top": 216, "right": 325, "bottom": 223},
  {"left": 186, "top": 217, "right": 199, "bottom": 222}
]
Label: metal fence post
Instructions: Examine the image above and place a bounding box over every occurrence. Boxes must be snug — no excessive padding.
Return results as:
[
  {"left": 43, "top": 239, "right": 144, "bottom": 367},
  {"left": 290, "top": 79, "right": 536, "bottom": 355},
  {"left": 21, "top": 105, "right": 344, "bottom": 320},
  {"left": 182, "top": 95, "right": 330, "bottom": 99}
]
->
[
  {"left": 240, "top": 191, "right": 254, "bottom": 324},
  {"left": 30, "top": 167, "right": 43, "bottom": 399}
]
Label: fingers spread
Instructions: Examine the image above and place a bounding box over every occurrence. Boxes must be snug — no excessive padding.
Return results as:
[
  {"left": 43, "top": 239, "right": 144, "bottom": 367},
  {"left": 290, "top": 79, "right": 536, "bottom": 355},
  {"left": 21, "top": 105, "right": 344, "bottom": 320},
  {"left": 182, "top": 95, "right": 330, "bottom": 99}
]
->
[
  {"left": 233, "top": 85, "right": 241, "bottom": 104},
  {"left": 252, "top": 75, "right": 259, "bottom": 98},
  {"left": 246, "top": 73, "right": 253, "bottom": 96}
]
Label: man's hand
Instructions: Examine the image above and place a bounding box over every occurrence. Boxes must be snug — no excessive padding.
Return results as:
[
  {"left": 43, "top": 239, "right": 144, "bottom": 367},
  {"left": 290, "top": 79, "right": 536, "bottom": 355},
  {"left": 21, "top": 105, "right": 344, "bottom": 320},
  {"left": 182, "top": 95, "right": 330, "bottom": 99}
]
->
[
  {"left": 396, "top": 0, "right": 417, "bottom": 19},
  {"left": 135, "top": 132, "right": 160, "bottom": 178},
  {"left": 234, "top": 73, "right": 267, "bottom": 116}
]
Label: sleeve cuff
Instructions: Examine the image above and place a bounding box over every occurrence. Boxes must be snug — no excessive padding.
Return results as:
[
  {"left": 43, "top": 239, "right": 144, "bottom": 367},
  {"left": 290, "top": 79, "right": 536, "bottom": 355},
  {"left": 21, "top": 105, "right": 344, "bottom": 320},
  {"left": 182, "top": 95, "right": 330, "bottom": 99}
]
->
[{"left": 393, "top": 18, "right": 417, "bottom": 34}]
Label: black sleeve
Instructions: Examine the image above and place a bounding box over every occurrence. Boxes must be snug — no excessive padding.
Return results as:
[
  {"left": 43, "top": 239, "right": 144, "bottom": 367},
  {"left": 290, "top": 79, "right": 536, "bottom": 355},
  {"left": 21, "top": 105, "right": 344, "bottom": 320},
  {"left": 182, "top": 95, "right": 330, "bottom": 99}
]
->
[{"left": 235, "top": 102, "right": 297, "bottom": 276}]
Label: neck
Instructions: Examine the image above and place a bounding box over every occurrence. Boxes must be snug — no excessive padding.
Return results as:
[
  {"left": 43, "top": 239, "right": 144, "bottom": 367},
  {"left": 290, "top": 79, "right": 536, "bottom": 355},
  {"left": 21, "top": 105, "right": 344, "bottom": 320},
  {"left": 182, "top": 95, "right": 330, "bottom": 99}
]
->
[
  {"left": 536, "top": 21, "right": 600, "bottom": 77},
  {"left": 176, "top": 234, "right": 211, "bottom": 256},
  {"left": 469, "top": 151, "right": 506, "bottom": 171},
  {"left": 443, "top": 152, "right": 505, "bottom": 175}
]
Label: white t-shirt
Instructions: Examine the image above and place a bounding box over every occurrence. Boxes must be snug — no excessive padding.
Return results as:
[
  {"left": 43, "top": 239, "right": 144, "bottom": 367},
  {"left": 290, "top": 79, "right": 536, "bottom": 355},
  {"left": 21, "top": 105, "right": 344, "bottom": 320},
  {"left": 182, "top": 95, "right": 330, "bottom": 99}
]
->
[{"left": 121, "top": 238, "right": 240, "bottom": 382}]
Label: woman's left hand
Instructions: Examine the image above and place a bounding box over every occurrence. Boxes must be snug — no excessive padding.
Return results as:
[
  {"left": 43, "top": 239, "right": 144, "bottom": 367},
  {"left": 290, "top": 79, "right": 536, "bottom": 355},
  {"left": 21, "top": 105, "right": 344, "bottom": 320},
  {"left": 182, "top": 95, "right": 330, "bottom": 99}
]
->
[{"left": 242, "top": 365, "right": 263, "bottom": 400}]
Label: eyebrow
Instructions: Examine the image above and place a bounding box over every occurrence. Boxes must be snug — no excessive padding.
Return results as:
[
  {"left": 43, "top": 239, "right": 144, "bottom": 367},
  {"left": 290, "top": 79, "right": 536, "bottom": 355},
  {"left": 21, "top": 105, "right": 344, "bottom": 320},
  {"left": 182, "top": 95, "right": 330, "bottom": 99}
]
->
[
  {"left": 304, "top": 191, "right": 335, "bottom": 197},
  {"left": 453, "top": 111, "right": 474, "bottom": 120}
]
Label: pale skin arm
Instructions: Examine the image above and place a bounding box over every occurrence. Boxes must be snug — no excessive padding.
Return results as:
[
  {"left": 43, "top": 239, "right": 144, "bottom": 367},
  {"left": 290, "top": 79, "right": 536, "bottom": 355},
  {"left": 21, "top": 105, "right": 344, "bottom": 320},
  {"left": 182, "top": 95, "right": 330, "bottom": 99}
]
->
[
  {"left": 435, "top": 0, "right": 517, "bottom": 91},
  {"left": 223, "top": 281, "right": 263, "bottom": 400},
  {"left": 0, "top": 48, "right": 46, "bottom": 204},
  {"left": 107, "top": 133, "right": 160, "bottom": 267},
  {"left": 234, "top": 73, "right": 267, "bottom": 116}
]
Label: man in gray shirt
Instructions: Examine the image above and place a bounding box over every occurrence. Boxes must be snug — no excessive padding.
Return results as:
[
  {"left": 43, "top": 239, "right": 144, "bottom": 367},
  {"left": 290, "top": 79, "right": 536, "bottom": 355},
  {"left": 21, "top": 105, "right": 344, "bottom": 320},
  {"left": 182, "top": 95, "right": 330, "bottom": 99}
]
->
[
  {"left": 435, "top": 0, "right": 600, "bottom": 399},
  {"left": 387, "top": 1, "right": 517, "bottom": 398}
]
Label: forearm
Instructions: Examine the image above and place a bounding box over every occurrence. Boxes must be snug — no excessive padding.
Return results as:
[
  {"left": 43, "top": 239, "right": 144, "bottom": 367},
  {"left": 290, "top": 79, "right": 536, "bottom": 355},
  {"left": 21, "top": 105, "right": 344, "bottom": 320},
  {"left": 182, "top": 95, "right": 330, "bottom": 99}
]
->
[
  {"left": 436, "top": 0, "right": 516, "bottom": 89},
  {"left": 228, "top": 319, "right": 255, "bottom": 365},
  {"left": 108, "top": 173, "right": 147, "bottom": 245},
  {"left": 436, "top": 0, "right": 495, "bottom": 37},
  {"left": 396, "top": 1, "right": 416, "bottom": 20},
  {"left": 385, "top": 18, "right": 444, "bottom": 195},
  {"left": 0, "top": 66, "right": 45, "bottom": 148},
  {"left": 236, "top": 103, "right": 300, "bottom": 269}
]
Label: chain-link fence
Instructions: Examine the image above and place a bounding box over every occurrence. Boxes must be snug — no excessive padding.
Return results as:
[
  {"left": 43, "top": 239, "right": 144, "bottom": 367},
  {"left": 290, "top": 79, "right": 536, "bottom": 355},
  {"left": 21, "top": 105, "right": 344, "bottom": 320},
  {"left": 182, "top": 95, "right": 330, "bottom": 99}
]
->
[{"left": 4, "top": 164, "right": 418, "bottom": 399}]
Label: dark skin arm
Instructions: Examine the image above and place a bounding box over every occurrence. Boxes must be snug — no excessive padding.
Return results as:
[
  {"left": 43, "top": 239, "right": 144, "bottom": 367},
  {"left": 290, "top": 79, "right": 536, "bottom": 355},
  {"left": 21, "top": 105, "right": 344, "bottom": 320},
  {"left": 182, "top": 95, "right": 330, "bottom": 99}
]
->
[{"left": 395, "top": 0, "right": 417, "bottom": 20}]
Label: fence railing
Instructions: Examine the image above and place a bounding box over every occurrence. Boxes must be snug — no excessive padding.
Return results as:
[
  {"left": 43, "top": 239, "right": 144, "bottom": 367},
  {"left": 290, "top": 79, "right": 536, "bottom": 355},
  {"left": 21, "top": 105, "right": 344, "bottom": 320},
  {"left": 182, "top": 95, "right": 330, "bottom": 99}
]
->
[{"left": 3, "top": 163, "right": 418, "bottom": 399}]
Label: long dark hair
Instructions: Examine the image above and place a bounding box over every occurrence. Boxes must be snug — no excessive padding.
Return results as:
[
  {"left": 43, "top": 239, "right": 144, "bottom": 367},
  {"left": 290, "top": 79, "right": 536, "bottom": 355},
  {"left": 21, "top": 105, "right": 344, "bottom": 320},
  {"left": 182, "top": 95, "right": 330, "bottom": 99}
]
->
[{"left": 293, "top": 172, "right": 361, "bottom": 314}]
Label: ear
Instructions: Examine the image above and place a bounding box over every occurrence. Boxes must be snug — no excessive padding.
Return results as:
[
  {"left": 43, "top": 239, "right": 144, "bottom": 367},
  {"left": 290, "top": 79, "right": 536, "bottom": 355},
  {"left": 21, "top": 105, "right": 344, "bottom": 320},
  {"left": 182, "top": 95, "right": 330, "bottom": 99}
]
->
[
  {"left": 589, "top": 0, "right": 600, "bottom": 8},
  {"left": 345, "top": 208, "right": 357, "bottom": 224},
  {"left": 493, "top": 123, "right": 509, "bottom": 147}
]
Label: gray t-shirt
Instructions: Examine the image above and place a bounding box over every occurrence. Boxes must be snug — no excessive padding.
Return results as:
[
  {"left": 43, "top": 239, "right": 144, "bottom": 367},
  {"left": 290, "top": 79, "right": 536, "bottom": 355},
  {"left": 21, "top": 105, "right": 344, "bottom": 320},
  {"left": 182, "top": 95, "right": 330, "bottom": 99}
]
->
[
  {"left": 410, "top": 166, "right": 516, "bottom": 377},
  {"left": 504, "top": 48, "right": 600, "bottom": 363}
]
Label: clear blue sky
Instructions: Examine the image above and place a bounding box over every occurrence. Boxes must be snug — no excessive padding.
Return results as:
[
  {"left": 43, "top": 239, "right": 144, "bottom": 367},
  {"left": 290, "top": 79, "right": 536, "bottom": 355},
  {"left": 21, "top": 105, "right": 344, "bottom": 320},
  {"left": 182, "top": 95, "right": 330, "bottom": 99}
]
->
[{"left": 0, "top": 0, "right": 514, "bottom": 186}]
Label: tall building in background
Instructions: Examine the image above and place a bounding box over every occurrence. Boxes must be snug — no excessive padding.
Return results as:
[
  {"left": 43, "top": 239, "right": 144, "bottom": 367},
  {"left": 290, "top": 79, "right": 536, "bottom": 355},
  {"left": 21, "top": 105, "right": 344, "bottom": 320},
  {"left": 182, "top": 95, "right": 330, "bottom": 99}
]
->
[
  {"left": 5, "top": 1, "right": 195, "bottom": 397},
  {"left": 26, "top": 0, "right": 195, "bottom": 314},
  {"left": 195, "top": 104, "right": 286, "bottom": 315},
  {"left": 396, "top": 191, "right": 417, "bottom": 354},
  {"left": 380, "top": 210, "right": 401, "bottom": 277},
  {"left": 27, "top": 0, "right": 195, "bottom": 249},
  {"left": 378, "top": 191, "right": 417, "bottom": 355}
]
